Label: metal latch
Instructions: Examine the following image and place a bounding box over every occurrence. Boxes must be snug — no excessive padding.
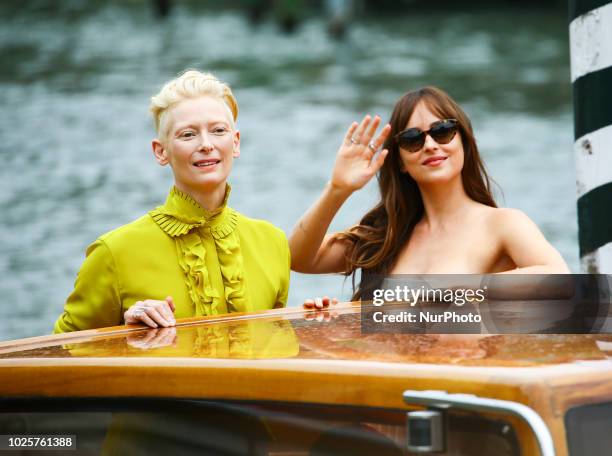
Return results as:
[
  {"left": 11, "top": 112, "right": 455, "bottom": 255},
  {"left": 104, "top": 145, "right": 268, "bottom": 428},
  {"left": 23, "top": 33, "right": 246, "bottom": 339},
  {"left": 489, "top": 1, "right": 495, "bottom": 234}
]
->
[{"left": 403, "top": 390, "right": 555, "bottom": 456}]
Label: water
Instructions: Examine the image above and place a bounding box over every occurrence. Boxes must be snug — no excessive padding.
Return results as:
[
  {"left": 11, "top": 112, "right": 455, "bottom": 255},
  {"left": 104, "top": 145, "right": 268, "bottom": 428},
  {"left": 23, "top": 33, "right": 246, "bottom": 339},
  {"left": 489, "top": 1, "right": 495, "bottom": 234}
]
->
[{"left": 0, "top": 2, "right": 577, "bottom": 340}]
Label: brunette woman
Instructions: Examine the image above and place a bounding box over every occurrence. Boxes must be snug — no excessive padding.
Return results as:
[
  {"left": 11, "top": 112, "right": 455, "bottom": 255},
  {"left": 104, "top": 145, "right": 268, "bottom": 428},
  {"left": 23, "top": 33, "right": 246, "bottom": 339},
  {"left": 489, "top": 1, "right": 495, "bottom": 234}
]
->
[{"left": 289, "top": 86, "right": 569, "bottom": 303}]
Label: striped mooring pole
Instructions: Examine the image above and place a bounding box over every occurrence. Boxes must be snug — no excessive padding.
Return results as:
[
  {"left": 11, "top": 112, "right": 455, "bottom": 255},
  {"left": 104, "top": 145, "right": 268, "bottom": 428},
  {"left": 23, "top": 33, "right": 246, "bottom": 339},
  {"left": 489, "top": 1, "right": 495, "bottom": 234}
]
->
[{"left": 569, "top": 0, "right": 612, "bottom": 273}]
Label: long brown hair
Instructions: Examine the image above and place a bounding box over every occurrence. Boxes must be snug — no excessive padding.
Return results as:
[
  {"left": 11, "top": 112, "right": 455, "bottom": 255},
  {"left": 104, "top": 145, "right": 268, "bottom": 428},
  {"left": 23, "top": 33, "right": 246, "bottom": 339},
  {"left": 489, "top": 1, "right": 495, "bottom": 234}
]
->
[{"left": 336, "top": 86, "right": 497, "bottom": 300}]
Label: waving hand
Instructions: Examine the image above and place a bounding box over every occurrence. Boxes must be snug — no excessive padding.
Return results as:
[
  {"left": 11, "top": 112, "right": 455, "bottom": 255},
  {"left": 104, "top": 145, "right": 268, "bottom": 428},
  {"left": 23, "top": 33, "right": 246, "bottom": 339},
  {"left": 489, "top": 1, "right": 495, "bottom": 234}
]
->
[{"left": 331, "top": 115, "right": 391, "bottom": 193}]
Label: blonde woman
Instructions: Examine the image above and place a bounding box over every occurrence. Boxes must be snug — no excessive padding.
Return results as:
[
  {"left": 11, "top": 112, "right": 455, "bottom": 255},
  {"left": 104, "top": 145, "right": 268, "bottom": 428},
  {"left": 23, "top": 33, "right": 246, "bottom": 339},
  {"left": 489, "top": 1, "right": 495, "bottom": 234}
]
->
[{"left": 54, "top": 70, "right": 290, "bottom": 332}]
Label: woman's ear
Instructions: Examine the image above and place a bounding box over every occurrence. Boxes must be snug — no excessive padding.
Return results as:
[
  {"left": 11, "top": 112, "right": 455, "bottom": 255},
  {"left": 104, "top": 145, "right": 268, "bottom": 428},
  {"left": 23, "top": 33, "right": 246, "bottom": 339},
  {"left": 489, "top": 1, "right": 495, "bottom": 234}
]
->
[
  {"left": 152, "top": 139, "right": 169, "bottom": 166},
  {"left": 232, "top": 130, "right": 241, "bottom": 158}
]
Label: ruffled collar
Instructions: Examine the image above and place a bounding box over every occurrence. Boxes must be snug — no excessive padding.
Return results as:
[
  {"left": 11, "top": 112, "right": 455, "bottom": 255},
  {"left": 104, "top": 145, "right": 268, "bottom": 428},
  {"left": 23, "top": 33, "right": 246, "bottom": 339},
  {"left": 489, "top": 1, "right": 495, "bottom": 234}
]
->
[{"left": 149, "top": 185, "right": 238, "bottom": 239}]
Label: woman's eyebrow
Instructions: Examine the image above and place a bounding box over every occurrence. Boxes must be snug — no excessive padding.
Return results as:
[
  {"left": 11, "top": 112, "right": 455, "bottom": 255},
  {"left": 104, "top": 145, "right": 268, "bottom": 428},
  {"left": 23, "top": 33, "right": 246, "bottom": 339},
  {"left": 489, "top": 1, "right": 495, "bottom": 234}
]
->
[
  {"left": 173, "top": 122, "right": 197, "bottom": 132},
  {"left": 174, "top": 118, "right": 230, "bottom": 131}
]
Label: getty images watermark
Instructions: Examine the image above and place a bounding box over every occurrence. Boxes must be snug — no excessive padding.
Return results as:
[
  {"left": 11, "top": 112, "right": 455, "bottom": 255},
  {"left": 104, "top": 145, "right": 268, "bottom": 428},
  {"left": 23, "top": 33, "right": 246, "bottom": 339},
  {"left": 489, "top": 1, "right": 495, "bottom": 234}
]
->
[
  {"left": 360, "top": 275, "right": 612, "bottom": 334},
  {"left": 371, "top": 284, "right": 486, "bottom": 324}
]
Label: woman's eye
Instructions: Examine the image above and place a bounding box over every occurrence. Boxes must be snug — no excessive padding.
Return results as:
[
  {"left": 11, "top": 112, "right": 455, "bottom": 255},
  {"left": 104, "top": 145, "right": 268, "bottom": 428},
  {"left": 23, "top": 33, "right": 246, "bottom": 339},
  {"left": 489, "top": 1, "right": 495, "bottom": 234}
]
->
[
  {"left": 213, "top": 128, "right": 228, "bottom": 135},
  {"left": 181, "top": 131, "right": 196, "bottom": 138}
]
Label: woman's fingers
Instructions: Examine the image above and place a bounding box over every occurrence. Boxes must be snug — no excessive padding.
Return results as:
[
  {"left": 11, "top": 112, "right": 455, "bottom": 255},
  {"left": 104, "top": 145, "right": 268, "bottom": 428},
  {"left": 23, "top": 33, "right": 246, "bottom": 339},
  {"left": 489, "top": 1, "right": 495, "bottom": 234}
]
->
[
  {"left": 303, "top": 296, "right": 339, "bottom": 323},
  {"left": 303, "top": 296, "right": 339, "bottom": 310},
  {"left": 343, "top": 122, "right": 359, "bottom": 145},
  {"left": 125, "top": 298, "right": 176, "bottom": 328},
  {"left": 362, "top": 124, "right": 390, "bottom": 176},
  {"left": 345, "top": 116, "right": 387, "bottom": 150},
  {"left": 166, "top": 296, "right": 176, "bottom": 312},
  {"left": 138, "top": 311, "right": 159, "bottom": 329},
  {"left": 364, "top": 124, "right": 391, "bottom": 159},
  {"left": 124, "top": 302, "right": 145, "bottom": 325},
  {"left": 351, "top": 115, "right": 371, "bottom": 145},
  {"left": 369, "top": 149, "right": 389, "bottom": 173},
  {"left": 157, "top": 300, "right": 176, "bottom": 325},
  {"left": 145, "top": 307, "right": 172, "bottom": 328},
  {"left": 373, "top": 124, "right": 391, "bottom": 149},
  {"left": 364, "top": 116, "right": 381, "bottom": 144}
]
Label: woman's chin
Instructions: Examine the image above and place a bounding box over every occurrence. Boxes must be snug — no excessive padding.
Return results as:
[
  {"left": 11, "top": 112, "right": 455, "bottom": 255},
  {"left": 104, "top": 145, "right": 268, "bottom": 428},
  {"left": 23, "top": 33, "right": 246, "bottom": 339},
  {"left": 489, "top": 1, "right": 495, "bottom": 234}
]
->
[{"left": 413, "top": 171, "right": 459, "bottom": 186}]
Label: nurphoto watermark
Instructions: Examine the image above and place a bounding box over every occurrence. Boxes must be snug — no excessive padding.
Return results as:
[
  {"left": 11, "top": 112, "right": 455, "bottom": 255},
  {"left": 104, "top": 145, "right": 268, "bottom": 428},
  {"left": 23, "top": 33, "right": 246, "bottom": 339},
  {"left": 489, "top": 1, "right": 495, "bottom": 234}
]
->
[{"left": 360, "top": 274, "right": 612, "bottom": 334}]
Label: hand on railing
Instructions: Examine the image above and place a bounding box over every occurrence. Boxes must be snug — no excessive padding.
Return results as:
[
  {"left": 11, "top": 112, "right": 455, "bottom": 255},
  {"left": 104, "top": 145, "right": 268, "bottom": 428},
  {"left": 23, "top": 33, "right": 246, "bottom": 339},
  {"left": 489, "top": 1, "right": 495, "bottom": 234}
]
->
[{"left": 124, "top": 296, "right": 176, "bottom": 328}]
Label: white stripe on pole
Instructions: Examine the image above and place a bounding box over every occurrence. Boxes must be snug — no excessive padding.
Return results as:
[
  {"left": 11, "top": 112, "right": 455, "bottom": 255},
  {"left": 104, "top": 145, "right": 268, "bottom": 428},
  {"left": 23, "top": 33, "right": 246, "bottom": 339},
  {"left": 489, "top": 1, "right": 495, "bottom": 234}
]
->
[
  {"left": 575, "top": 124, "right": 612, "bottom": 197},
  {"left": 570, "top": 2, "right": 612, "bottom": 82},
  {"left": 581, "top": 242, "right": 612, "bottom": 273}
]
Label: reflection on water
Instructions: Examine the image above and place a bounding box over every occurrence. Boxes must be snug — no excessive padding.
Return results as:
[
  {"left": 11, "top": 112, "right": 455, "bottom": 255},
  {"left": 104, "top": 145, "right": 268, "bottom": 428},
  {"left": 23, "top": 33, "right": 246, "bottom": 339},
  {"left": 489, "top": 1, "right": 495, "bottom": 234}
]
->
[{"left": 0, "top": 2, "right": 576, "bottom": 340}]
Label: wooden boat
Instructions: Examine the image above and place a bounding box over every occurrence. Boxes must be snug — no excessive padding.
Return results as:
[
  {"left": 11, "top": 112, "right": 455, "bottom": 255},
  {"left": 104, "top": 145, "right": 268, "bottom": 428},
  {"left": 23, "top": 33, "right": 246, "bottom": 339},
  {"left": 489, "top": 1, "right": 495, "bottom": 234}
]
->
[{"left": 0, "top": 302, "right": 611, "bottom": 455}]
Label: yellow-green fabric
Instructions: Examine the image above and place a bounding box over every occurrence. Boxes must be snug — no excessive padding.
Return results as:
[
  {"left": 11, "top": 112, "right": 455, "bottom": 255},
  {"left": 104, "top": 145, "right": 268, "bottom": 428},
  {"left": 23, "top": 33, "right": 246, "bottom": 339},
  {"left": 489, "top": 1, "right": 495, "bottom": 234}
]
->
[{"left": 54, "top": 186, "right": 290, "bottom": 333}]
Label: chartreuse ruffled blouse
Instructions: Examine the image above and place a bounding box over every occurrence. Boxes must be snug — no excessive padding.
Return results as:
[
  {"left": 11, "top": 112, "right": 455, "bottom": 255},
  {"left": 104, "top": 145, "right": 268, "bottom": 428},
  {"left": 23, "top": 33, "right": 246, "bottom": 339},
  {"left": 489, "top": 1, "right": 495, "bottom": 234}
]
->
[{"left": 54, "top": 186, "right": 290, "bottom": 333}]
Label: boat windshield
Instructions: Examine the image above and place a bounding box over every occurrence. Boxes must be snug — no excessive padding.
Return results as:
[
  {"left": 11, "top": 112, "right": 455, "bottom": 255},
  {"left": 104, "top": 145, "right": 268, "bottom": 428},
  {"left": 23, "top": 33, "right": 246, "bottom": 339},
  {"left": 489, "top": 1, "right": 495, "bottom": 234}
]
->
[
  {"left": 565, "top": 401, "right": 612, "bottom": 456},
  {"left": 0, "top": 398, "right": 521, "bottom": 455}
]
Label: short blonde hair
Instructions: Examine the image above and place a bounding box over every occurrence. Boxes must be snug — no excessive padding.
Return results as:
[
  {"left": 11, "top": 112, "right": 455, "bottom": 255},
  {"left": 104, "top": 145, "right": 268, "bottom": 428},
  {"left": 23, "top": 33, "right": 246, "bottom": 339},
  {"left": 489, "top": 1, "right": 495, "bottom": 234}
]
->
[{"left": 150, "top": 70, "right": 239, "bottom": 143}]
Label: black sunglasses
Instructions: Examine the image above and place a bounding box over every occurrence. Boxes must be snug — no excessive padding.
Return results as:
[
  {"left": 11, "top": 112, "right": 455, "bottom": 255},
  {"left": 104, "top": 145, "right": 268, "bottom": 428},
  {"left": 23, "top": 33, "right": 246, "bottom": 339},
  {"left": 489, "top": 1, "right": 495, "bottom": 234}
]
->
[{"left": 395, "top": 119, "right": 458, "bottom": 152}]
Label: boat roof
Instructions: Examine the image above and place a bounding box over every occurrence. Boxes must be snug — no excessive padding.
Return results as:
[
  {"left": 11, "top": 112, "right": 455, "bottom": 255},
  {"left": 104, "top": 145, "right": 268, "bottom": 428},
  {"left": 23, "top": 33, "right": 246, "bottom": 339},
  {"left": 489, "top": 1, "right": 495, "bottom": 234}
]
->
[{"left": 1, "top": 303, "right": 611, "bottom": 411}]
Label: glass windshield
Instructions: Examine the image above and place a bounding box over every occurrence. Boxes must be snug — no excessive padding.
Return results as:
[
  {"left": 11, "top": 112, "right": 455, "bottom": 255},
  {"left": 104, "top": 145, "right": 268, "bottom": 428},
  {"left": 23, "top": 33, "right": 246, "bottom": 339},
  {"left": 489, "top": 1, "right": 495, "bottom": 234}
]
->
[
  {"left": 0, "top": 398, "right": 520, "bottom": 455},
  {"left": 565, "top": 401, "right": 612, "bottom": 456}
]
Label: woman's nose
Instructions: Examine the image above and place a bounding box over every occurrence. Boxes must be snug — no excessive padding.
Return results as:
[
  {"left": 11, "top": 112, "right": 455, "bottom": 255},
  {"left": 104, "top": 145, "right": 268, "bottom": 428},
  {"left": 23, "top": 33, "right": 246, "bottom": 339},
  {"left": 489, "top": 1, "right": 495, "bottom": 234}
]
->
[
  {"left": 198, "top": 133, "right": 214, "bottom": 152},
  {"left": 423, "top": 133, "right": 439, "bottom": 151}
]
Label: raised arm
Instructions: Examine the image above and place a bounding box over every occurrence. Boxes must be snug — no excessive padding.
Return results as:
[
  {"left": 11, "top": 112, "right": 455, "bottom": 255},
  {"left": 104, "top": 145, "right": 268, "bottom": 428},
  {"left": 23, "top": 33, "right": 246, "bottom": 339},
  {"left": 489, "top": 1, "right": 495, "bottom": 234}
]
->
[{"left": 289, "top": 115, "right": 390, "bottom": 273}]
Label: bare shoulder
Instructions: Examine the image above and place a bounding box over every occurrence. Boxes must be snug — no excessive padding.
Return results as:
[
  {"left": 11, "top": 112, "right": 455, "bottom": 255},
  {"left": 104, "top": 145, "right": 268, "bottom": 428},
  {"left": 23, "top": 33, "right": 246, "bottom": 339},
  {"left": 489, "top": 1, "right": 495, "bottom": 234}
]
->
[
  {"left": 485, "top": 207, "right": 569, "bottom": 270},
  {"left": 484, "top": 207, "right": 535, "bottom": 231},
  {"left": 478, "top": 207, "right": 547, "bottom": 251}
]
